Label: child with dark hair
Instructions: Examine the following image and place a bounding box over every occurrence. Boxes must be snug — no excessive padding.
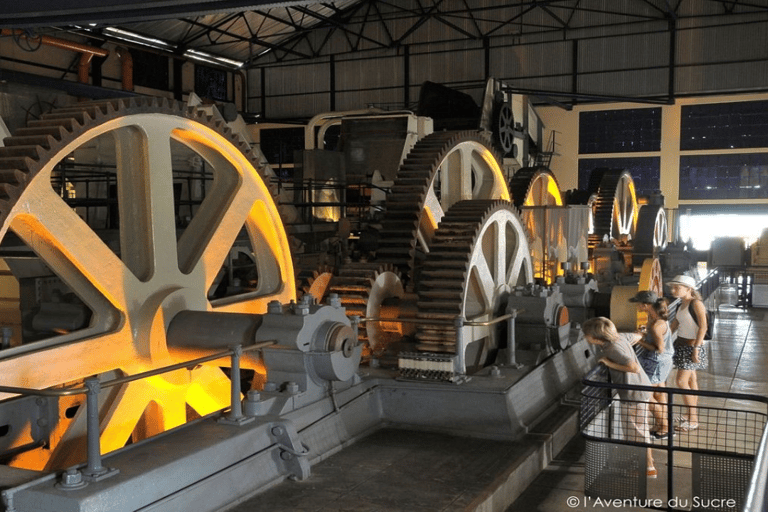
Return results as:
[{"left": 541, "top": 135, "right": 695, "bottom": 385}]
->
[
  {"left": 629, "top": 290, "right": 675, "bottom": 438},
  {"left": 582, "top": 316, "right": 656, "bottom": 478}
]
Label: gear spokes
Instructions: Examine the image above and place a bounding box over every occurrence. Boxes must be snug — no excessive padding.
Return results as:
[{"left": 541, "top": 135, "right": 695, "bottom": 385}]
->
[{"left": 413, "top": 200, "right": 533, "bottom": 375}]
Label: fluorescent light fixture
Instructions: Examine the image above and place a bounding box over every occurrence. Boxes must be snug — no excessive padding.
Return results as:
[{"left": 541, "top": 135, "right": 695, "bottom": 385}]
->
[
  {"left": 104, "top": 27, "right": 175, "bottom": 51},
  {"left": 184, "top": 49, "right": 244, "bottom": 69}
]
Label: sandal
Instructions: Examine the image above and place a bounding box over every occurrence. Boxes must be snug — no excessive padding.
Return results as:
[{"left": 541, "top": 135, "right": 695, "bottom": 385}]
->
[
  {"left": 647, "top": 467, "right": 657, "bottom": 478},
  {"left": 675, "top": 421, "right": 699, "bottom": 432},
  {"left": 651, "top": 430, "right": 675, "bottom": 439}
]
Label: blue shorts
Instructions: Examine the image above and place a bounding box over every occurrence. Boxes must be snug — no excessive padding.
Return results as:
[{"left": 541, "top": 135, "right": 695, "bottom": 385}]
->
[{"left": 638, "top": 351, "right": 674, "bottom": 385}]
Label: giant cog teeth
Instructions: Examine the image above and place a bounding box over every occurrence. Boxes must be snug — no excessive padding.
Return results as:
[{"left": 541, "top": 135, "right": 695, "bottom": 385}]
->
[{"left": 377, "top": 131, "right": 504, "bottom": 282}]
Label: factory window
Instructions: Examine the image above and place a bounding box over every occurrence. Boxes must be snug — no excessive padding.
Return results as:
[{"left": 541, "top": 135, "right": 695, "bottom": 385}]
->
[
  {"left": 259, "top": 126, "right": 305, "bottom": 177},
  {"left": 578, "top": 157, "right": 660, "bottom": 196},
  {"left": 681, "top": 100, "right": 768, "bottom": 151},
  {"left": 132, "top": 50, "right": 169, "bottom": 91},
  {"left": 679, "top": 209, "right": 768, "bottom": 251},
  {"left": 194, "top": 65, "right": 228, "bottom": 103},
  {"left": 579, "top": 108, "right": 661, "bottom": 154},
  {"left": 679, "top": 154, "right": 768, "bottom": 200}
]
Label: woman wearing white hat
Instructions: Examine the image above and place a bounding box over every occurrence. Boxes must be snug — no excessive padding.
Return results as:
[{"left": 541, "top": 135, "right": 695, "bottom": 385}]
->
[{"left": 668, "top": 274, "right": 708, "bottom": 431}]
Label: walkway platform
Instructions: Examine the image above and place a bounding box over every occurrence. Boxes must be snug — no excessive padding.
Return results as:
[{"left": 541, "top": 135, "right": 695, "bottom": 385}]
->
[
  {"left": 509, "top": 304, "right": 767, "bottom": 512},
  {"left": 224, "top": 305, "right": 765, "bottom": 512}
]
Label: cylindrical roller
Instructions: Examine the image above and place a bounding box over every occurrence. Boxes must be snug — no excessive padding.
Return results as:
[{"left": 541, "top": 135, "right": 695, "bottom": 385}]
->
[
  {"left": 610, "top": 285, "right": 642, "bottom": 331},
  {"left": 167, "top": 310, "right": 264, "bottom": 349}
]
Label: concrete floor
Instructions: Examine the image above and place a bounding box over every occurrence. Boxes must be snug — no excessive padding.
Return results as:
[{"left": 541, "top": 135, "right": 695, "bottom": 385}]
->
[{"left": 225, "top": 304, "right": 766, "bottom": 512}]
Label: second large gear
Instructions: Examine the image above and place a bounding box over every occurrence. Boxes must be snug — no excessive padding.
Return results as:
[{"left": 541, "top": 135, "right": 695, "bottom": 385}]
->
[
  {"left": 412, "top": 199, "right": 533, "bottom": 375},
  {"left": 376, "top": 130, "right": 510, "bottom": 284}
]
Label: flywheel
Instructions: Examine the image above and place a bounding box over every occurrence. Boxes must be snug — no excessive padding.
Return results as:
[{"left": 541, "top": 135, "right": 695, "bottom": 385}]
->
[
  {"left": 413, "top": 200, "right": 533, "bottom": 375},
  {"left": 376, "top": 131, "right": 510, "bottom": 283},
  {"left": 632, "top": 204, "right": 668, "bottom": 267},
  {"left": 0, "top": 97, "right": 295, "bottom": 469},
  {"left": 589, "top": 169, "right": 638, "bottom": 247},
  {"left": 508, "top": 166, "right": 563, "bottom": 208}
]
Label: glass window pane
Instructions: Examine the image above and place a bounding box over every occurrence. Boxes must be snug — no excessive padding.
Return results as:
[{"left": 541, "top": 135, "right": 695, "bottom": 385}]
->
[
  {"left": 681, "top": 101, "right": 768, "bottom": 150},
  {"left": 679, "top": 154, "right": 768, "bottom": 200},
  {"left": 579, "top": 108, "right": 661, "bottom": 154},
  {"left": 578, "top": 157, "right": 660, "bottom": 196},
  {"left": 132, "top": 50, "right": 169, "bottom": 91},
  {"left": 194, "top": 65, "right": 228, "bottom": 102}
]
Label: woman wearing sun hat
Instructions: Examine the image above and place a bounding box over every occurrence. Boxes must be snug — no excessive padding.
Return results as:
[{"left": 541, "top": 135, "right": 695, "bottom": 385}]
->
[{"left": 668, "top": 274, "right": 708, "bottom": 431}]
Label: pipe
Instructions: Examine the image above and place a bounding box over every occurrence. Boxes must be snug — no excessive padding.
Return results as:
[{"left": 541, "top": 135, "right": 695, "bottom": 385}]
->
[
  {"left": 236, "top": 70, "right": 247, "bottom": 112},
  {"left": 116, "top": 46, "right": 134, "bottom": 91},
  {"left": 3, "top": 29, "right": 109, "bottom": 86},
  {"left": 78, "top": 53, "right": 93, "bottom": 84},
  {"left": 2, "top": 29, "right": 109, "bottom": 58}
]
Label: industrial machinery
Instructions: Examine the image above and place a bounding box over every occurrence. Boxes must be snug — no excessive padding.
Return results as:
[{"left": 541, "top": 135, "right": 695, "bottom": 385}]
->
[
  {"left": 416, "top": 77, "right": 549, "bottom": 167},
  {"left": 0, "top": 97, "right": 596, "bottom": 512},
  {"left": 510, "top": 166, "right": 591, "bottom": 284},
  {"left": 0, "top": 97, "right": 297, "bottom": 467}
]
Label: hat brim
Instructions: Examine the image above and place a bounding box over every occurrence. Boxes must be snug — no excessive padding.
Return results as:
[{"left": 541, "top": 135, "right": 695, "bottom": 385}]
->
[{"left": 668, "top": 281, "right": 694, "bottom": 288}]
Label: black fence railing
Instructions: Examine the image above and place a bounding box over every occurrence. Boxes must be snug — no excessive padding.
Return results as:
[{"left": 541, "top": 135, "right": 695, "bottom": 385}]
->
[{"left": 581, "top": 365, "right": 768, "bottom": 512}]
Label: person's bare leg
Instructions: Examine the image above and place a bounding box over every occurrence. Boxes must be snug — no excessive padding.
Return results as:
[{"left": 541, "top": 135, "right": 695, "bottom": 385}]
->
[
  {"left": 688, "top": 371, "right": 699, "bottom": 424},
  {"left": 652, "top": 384, "right": 668, "bottom": 433},
  {"left": 676, "top": 369, "right": 699, "bottom": 426}
]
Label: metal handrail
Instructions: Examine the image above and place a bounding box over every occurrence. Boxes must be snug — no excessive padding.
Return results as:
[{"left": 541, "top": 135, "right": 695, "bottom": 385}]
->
[
  {"left": 581, "top": 364, "right": 768, "bottom": 511},
  {"left": 362, "top": 310, "right": 524, "bottom": 369},
  {"left": 744, "top": 424, "right": 768, "bottom": 512},
  {"left": 0, "top": 340, "right": 276, "bottom": 481},
  {"left": 360, "top": 311, "right": 522, "bottom": 327}
]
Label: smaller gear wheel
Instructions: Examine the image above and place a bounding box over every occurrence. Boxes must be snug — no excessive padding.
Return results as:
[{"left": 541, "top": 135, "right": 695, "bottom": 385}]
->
[
  {"left": 327, "top": 262, "right": 407, "bottom": 356},
  {"left": 295, "top": 265, "right": 335, "bottom": 300},
  {"left": 376, "top": 130, "right": 509, "bottom": 283},
  {"left": 492, "top": 102, "right": 515, "bottom": 157},
  {"left": 632, "top": 204, "right": 668, "bottom": 267},
  {"left": 508, "top": 166, "right": 563, "bottom": 208}
]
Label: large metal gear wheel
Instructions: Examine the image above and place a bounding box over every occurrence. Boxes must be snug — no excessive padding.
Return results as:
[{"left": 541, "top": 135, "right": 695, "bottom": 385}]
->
[
  {"left": 632, "top": 203, "right": 668, "bottom": 267},
  {"left": 414, "top": 200, "right": 533, "bottom": 374},
  {"left": 589, "top": 169, "right": 638, "bottom": 247},
  {"left": 508, "top": 166, "right": 563, "bottom": 208},
  {"left": 376, "top": 131, "right": 510, "bottom": 282},
  {"left": 0, "top": 97, "right": 295, "bottom": 469},
  {"left": 509, "top": 166, "right": 566, "bottom": 283}
]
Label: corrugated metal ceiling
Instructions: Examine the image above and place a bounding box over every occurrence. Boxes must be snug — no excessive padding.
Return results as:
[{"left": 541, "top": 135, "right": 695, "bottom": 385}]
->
[{"left": 4, "top": 1, "right": 768, "bottom": 70}]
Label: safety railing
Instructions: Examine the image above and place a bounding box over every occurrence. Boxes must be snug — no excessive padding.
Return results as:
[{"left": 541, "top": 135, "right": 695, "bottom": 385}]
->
[
  {"left": 0, "top": 341, "right": 275, "bottom": 486},
  {"left": 581, "top": 365, "right": 768, "bottom": 512},
  {"left": 743, "top": 420, "right": 768, "bottom": 512}
]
